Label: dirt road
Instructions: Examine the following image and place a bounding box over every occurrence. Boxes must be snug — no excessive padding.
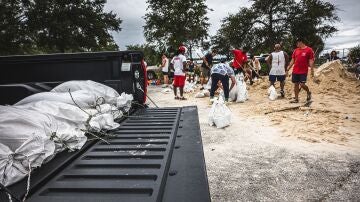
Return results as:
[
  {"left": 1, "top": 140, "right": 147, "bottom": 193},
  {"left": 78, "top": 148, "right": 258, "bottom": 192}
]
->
[{"left": 147, "top": 84, "right": 360, "bottom": 201}]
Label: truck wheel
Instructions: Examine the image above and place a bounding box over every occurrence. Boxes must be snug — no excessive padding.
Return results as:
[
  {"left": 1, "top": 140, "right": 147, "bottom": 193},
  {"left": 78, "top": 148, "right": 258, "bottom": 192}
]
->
[{"left": 147, "top": 71, "right": 156, "bottom": 80}]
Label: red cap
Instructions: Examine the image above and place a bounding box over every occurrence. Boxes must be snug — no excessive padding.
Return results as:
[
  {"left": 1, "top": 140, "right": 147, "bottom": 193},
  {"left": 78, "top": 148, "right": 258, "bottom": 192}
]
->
[{"left": 178, "top": 46, "right": 186, "bottom": 52}]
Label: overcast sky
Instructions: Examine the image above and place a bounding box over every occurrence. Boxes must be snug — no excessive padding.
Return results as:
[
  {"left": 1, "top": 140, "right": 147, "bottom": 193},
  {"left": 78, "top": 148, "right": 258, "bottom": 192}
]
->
[{"left": 105, "top": 0, "right": 360, "bottom": 54}]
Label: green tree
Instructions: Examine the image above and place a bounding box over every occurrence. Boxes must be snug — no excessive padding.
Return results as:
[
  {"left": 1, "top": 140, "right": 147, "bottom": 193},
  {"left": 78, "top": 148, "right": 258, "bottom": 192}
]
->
[
  {"left": 126, "top": 44, "right": 162, "bottom": 66},
  {"left": 212, "top": 0, "right": 339, "bottom": 56},
  {"left": 25, "top": 0, "right": 122, "bottom": 53},
  {"left": 0, "top": 0, "right": 29, "bottom": 55},
  {"left": 349, "top": 45, "right": 360, "bottom": 63},
  {"left": 144, "top": 0, "right": 210, "bottom": 58}
]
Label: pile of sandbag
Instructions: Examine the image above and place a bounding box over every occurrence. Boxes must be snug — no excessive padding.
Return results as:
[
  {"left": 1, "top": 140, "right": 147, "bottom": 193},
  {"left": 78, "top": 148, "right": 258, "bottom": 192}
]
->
[
  {"left": 208, "top": 97, "right": 231, "bottom": 129},
  {"left": 0, "top": 80, "right": 134, "bottom": 188}
]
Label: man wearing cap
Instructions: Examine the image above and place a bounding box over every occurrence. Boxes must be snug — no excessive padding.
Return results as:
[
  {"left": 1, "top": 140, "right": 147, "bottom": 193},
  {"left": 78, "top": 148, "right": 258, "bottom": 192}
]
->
[
  {"left": 171, "top": 46, "right": 188, "bottom": 100},
  {"left": 209, "top": 58, "right": 236, "bottom": 103},
  {"left": 266, "top": 44, "right": 289, "bottom": 97},
  {"left": 287, "top": 38, "right": 315, "bottom": 103}
]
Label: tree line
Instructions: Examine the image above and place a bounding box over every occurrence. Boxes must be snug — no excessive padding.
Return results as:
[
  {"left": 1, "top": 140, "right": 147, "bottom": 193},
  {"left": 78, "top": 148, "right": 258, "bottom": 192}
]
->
[
  {"left": 0, "top": 0, "right": 121, "bottom": 55},
  {"left": 2, "top": 0, "right": 359, "bottom": 65}
]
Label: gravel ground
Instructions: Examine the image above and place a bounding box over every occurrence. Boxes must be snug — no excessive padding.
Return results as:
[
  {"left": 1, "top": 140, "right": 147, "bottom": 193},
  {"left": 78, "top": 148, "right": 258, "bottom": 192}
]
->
[{"left": 147, "top": 85, "right": 360, "bottom": 202}]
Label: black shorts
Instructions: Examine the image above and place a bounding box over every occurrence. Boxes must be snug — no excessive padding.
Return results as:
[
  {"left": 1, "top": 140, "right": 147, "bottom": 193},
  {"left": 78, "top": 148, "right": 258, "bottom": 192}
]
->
[
  {"left": 269, "top": 75, "right": 285, "bottom": 82},
  {"left": 162, "top": 71, "right": 168, "bottom": 76},
  {"left": 292, "top": 73, "right": 307, "bottom": 83}
]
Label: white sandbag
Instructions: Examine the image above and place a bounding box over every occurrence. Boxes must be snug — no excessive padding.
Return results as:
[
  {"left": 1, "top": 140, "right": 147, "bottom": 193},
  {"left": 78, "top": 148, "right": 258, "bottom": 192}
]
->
[
  {"left": 2, "top": 105, "right": 87, "bottom": 154},
  {"left": 184, "top": 81, "right": 196, "bottom": 93},
  {"left": 236, "top": 80, "right": 248, "bottom": 103},
  {"left": 203, "top": 90, "right": 210, "bottom": 97},
  {"left": 96, "top": 103, "right": 123, "bottom": 119},
  {"left": 208, "top": 98, "right": 231, "bottom": 129},
  {"left": 0, "top": 106, "right": 56, "bottom": 186},
  {"left": 15, "top": 101, "right": 91, "bottom": 126},
  {"left": 195, "top": 92, "right": 205, "bottom": 98},
  {"left": 89, "top": 114, "right": 120, "bottom": 132},
  {"left": 50, "top": 123, "right": 87, "bottom": 152},
  {"left": 52, "top": 80, "right": 120, "bottom": 105},
  {"left": 116, "top": 92, "right": 134, "bottom": 113},
  {"left": 205, "top": 78, "right": 212, "bottom": 90},
  {"left": 219, "top": 90, "right": 225, "bottom": 101},
  {"left": 268, "top": 85, "right": 278, "bottom": 101},
  {"left": 0, "top": 136, "right": 54, "bottom": 187},
  {"left": 15, "top": 90, "right": 97, "bottom": 108},
  {"left": 229, "top": 86, "right": 238, "bottom": 101},
  {"left": 162, "top": 88, "right": 172, "bottom": 94}
]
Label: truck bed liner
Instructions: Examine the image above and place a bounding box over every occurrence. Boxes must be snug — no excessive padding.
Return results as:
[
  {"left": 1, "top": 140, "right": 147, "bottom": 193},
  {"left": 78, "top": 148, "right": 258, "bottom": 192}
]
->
[{"left": 0, "top": 106, "right": 210, "bottom": 202}]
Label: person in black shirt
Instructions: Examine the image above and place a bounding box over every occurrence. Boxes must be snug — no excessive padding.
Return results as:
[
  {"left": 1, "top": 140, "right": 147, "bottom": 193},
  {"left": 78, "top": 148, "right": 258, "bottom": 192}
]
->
[
  {"left": 201, "top": 50, "right": 216, "bottom": 86},
  {"left": 328, "top": 50, "right": 340, "bottom": 61},
  {"left": 187, "top": 59, "right": 195, "bottom": 82}
]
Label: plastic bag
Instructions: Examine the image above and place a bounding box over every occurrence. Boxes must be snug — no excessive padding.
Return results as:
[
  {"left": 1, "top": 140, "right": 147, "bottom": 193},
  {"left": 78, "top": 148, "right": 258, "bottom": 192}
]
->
[
  {"left": 268, "top": 85, "right": 278, "bottom": 101},
  {"left": 208, "top": 98, "right": 231, "bottom": 129},
  {"left": 52, "top": 80, "right": 120, "bottom": 105}
]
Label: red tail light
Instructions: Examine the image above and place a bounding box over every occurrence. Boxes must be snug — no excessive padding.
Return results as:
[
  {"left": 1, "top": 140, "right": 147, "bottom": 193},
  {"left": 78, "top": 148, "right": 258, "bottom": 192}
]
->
[{"left": 141, "top": 59, "right": 148, "bottom": 103}]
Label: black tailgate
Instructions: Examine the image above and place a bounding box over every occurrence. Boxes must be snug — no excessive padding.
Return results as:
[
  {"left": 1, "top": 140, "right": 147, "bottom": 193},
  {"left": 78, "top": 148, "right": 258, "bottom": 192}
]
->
[{"left": 1, "top": 106, "right": 210, "bottom": 202}]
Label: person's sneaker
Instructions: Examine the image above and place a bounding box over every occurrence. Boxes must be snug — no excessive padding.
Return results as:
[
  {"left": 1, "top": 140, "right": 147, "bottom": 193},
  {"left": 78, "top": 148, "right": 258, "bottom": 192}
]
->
[{"left": 162, "top": 84, "right": 168, "bottom": 88}]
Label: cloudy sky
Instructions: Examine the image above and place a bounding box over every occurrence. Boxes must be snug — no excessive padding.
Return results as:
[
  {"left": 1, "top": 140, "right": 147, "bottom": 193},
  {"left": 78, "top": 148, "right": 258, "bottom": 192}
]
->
[{"left": 105, "top": 0, "right": 360, "bottom": 55}]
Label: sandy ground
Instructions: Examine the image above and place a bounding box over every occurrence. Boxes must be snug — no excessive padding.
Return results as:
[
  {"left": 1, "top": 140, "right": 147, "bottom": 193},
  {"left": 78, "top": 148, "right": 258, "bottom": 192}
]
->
[{"left": 146, "top": 61, "right": 360, "bottom": 201}]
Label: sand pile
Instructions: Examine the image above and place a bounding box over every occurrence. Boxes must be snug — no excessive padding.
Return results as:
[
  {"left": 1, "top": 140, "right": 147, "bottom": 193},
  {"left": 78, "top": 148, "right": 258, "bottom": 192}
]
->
[
  {"left": 241, "top": 62, "right": 360, "bottom": 146},
  {"left": 312, "top": 60, "right": 359, "bottom": 94}
]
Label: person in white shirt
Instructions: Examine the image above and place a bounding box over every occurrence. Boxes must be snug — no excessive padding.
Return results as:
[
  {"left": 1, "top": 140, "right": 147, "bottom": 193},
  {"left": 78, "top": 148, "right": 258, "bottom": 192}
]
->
[
  {"left": 210, "top": 58, "right": 236, "bottom": 102},
  {"left": 171, "top": 46, "right": 188, "bottom": 100},
  {"left": 161, "top": 54, "right": 169, "bottom": 87},
  {"left": 266, "top": 44, "right": 289, "bottom": 97},
  {"left": 250, "top": 55, "right": 261, "bottom": 78}
]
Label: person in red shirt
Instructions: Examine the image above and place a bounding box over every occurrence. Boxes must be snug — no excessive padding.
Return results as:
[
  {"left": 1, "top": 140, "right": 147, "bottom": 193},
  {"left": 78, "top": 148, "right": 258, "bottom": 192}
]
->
[
  {"left": 287, "top": 38, "right": 315, "bottom": 103},
  {"left": 231, "top": 47, "right": 253, "bottom": 85}
]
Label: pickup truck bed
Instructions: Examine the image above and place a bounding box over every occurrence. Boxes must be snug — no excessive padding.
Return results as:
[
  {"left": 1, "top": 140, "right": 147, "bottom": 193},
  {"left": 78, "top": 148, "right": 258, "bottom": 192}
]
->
[
  {"left": 0, "top": 106, "right": 210, "bottom": 202},
  {"left": 0, "top": 51, "right": 210, "bottom": 202}
]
